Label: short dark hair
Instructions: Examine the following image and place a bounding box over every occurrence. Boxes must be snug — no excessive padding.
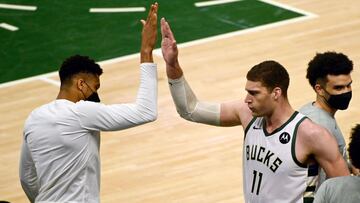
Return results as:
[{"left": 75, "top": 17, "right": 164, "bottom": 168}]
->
[
  {"left": 306, "top": 52, "right": 353, "bottom": 88},
  {"left": 349, "top": 124, "right": 360, "bottom": 168},
  {"left": 59, "top": 55, "right": 103, "bottom": 85},
  {"left": 246, "top": 60, "right": 290, "bottom": 97}
]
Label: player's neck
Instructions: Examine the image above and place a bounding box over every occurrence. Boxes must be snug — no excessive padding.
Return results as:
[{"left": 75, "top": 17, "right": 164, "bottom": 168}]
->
[
  {"left": 264, "top": 102, "right": 294, "bottom": 133},
  {"left": 56, "top": 88, "right": 79, "bottom": 103},
  {"left": 314, "top": 95, "right": 336, "bottom": 116}
]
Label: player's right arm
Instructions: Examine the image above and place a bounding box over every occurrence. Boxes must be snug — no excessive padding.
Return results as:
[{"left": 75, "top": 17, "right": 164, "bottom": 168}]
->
[
  {"left": 19, "top": 138, "right": 39, "bottom": 202},
  {"left": 74, "top": 3, "right": 158, "bottom": 132},
  {"left": 161, "top": 18, "right": 251, "bottom": 127}
]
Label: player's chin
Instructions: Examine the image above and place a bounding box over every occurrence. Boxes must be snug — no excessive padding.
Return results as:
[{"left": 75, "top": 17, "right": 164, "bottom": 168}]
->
[
  {"left": 249, "top": 108, "right": 259, "bottom": 116},
  {"left": 250, "top": 109, "right": 264, "bottom": 117}
]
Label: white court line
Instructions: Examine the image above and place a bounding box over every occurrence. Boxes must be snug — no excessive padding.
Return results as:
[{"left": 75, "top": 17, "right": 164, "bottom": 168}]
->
[
  {"left": 0, "top": 1, "right": 317, "bottom": 88},
  {"left": 259, "top": 0, "right": 317, "bottom": 18},
  {"left": 39, "top": 77, "right": 60, "bottom": 87},
  {"left": 176, "top": 15, "right": 316, "bottom": 49},
  {"left": 0, "top": 3, "right": 37, "bottom": 11},
  {"left": 0, "top": 23, "right": 19, "bottom": 31},
  {"left": 90, "top": 7, "right": 145, "bottom": 13},
  {"left": 195, "top": 0, "right": 242, "bottom": 7}
]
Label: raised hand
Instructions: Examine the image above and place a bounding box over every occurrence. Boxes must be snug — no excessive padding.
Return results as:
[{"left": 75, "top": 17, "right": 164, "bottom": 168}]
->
[
  {"left": 161, "top": 18, "right": 179, "bottom": 68},
  {"left": 140, "top": 2, "right": 158, "bottom": 63}
]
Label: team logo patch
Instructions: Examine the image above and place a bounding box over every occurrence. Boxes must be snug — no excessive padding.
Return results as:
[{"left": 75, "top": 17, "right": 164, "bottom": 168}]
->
[{"left": 279, "top": 132, "right": 291, "bottom": 144}]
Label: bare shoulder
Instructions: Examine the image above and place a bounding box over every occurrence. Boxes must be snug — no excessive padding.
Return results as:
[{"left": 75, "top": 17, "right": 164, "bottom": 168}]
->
[{"left": 297, "top": 118, "right": 332, "bottom": 144}]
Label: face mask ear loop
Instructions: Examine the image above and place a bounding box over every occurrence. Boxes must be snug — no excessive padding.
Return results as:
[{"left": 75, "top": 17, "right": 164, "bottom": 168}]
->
[{"left": 319, "top": 86, "right": 332, "bottom": 107}]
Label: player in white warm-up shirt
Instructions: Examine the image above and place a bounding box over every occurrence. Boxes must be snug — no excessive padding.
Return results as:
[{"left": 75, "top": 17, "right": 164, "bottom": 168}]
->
[
  {"left": 19, "top": 3, "right": 159, "bottom": 202},
  {"left": 159, "top": 17, "right": 349, "bottom": 203}
]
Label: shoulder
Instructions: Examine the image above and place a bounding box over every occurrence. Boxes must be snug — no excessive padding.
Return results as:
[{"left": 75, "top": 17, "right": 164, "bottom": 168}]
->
[
  {"left": 297, "top": 117, "right": 325, "bottom": 136},
  {"left": 26, "top": 101, "right": 55, "bottom": 120},
  {"left": 299, "top": 103, "right": 335, "bottom": 126},
  {"left": 320, "top": 176, "right": 352, "bottom": 191},
  {"left": 296, "top": 117, "right": 332, "bottom": 144},
  {"left": 299, "top": 102, "right": 314, "bottom": 112}
]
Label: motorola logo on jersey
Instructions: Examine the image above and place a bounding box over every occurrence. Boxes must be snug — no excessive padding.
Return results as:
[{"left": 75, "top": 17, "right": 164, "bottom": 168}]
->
[{"left": 279, "top": 132, "right": 291, "bottom": 144}]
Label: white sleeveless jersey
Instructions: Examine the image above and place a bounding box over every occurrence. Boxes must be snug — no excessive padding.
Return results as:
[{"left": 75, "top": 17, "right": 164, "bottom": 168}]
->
[{"left": 243, "top": 112, "right": 317, "bottom": 203}]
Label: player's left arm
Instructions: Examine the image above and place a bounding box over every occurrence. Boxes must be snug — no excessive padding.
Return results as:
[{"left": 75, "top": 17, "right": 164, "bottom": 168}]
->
[{"left": 300, "top": 121, "right": 350, "bottom": 177}]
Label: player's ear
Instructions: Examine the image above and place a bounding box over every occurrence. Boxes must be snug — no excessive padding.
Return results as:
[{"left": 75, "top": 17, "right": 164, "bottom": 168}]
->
[
  {"left": 76, "top": 78, "right": 85, "bottom": 91},
  {"left": 272, "top": 87, "right": 281, "bottom": 100},
  {"left": 314, "top": 84, "right": 325, "bottom": 96}
]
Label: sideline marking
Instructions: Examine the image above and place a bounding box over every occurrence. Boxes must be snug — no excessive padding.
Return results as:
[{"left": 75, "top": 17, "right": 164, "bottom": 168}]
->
[
  {"left": 0, "top": 3, "right": 37, "bottom": 11},
  {"left": 195, "top": 0, "right": 242, "bottom": 7},
  {"left": 90, "top": 7, "right": 145, "bottom": 13},
  {"left": 0, "top": 23, "right": 18, "bottom": 31},
  {"left": 39, "top": 77, "right": 60, "bottom": 87}
]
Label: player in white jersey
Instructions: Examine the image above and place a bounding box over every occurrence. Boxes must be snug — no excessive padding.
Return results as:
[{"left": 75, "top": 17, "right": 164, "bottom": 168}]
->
[
  {"left": 244, "top": 112, "right": 317, "bottom": 202},
  {"left": 160, "top": 18, "right": 350, "bottom": 202},
  {"left": 299, "top": 52, "right": 356, "bottom": 186},
  {"left": 19, "top": 3, "right": 159, "bottom": 202}
]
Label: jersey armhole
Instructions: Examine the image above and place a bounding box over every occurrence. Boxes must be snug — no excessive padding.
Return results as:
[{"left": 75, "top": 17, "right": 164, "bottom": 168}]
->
[
  {"left": 244, "top": 117, "right": 256, "bottom": 139},
  {"left": 291, "top": 116, "right": 308, "bottom": 168}
]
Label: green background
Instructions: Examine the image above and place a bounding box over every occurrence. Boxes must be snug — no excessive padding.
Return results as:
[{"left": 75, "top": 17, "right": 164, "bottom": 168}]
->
[{"left": 0, "top": 0, "right": 303, "bottom": 83}]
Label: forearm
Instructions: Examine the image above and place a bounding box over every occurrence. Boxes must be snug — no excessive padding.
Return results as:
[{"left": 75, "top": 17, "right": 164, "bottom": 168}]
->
[
  {"left": 134, "top": 63, "right": 158, "bottom": 121},
  {"left": 169, "top": 76, "right": 220, "bottom": 126},
  {"left": 79, "top": 63, "right": 157, "bottom": 131}
]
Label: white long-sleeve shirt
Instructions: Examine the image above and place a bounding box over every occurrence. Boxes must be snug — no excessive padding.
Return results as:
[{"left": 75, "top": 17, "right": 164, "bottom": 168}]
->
[{"left": 19, "top": 63, "right": 157, "bottom": 203}]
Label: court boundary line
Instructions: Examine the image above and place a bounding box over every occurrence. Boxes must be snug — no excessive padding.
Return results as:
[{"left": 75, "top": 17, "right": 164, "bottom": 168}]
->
[
  {"left": 0, "top": 1, "right": 317, "bottom": 89},
  {"left": 195, "top": 0, "right": 243, "bottom": 7},
  {"left": 89, "top": 7, "right": 146, "bottom": 13},
  {"left": 0, "top": 3, "right": 37, "bottom": 11}
]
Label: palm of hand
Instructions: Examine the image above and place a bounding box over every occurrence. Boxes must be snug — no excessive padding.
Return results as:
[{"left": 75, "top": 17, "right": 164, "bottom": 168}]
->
[{"left": 161, "top": 37, "right": 177, "bottom": 65}]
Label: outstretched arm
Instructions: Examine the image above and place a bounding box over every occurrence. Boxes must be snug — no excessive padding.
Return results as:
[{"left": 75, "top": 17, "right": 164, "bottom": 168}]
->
[
  {"left": 76, "top": 3, "right": 158, "bottom": 131},
  {"left": 161, "top": 18, "right": 250, "bottom": 127}
]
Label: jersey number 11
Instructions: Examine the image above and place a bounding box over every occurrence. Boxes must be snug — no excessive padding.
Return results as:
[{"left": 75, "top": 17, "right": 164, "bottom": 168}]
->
[{"left": 251, "top": 170, "right": 263, "bottom": 195}]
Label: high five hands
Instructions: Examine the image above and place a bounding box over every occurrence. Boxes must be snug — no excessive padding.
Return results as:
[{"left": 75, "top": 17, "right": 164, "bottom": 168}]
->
[{"left": 141, "top": 2, "right": 158, "bottom": 63}]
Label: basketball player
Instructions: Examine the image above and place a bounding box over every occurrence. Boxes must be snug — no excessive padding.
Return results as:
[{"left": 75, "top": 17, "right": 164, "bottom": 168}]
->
[
  {"left": 160, "top": 18, "right": 349, "bottom": 202},
  {"left": 19, "top": 3, "right": 158, "bottom": 202},
  {"left": 300, "top": 51, "right": 356, "bottom": 186},
  {"left": 314, "top": 124, "right": 360, "bottom": 203}
]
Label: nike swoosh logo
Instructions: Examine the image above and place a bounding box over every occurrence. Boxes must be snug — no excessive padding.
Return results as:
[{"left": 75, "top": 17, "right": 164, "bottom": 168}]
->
[{"left": 253, "top": 126, "right": 262, "bottom": 130}]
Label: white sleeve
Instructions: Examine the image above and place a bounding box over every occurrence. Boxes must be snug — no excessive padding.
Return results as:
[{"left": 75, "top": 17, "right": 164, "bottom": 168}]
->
[
  {"left": 168, "top": 76, "right": 220, "bottom": 126},
  {"left": 19, "top": 139, "right": 39, "bottom": 202},
  {"left": 77, "top": 63, "right": 157, "bottom": 131}
]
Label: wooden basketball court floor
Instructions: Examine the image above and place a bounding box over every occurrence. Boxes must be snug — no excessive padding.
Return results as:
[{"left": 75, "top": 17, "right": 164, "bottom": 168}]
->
[{"left": 1, "top": 0, "right": 359, "bottom": 202}]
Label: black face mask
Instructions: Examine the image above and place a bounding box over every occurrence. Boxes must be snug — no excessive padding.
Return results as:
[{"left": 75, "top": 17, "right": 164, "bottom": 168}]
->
[
  {"left": 84, "top": 82, "right": 101, "bottom": 103},
  {"left": 323, "top": 90, "right": 352, "bottom": 110},
  {"left": 86, "top": 92, "right": 101, "bottom": 103}
]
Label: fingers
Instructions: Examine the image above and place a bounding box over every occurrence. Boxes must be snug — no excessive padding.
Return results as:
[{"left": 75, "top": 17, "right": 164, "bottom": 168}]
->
[
  {"left": 146, "top": 3, "right": 154, "bottom": 22},
  {"left": 160, "top": 18, "right": 167, "bottom": 38},
  {"left": 142, "top": 3, "right": 158, "bottom": 27},
  {"left": 161, "top": 18, "right": 175, "bottom": 42}
]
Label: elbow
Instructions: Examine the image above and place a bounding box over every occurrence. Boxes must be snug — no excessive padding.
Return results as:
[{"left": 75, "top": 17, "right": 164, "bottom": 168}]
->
[
  {"left": 147, "top": 110, "right": 158, "bottom": 122},
  {"left": 140, "top": 106, "right": 157, "bottom": 123},
  {"left": 178, "top": 111, "right": 193, "bottom": 122}
]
